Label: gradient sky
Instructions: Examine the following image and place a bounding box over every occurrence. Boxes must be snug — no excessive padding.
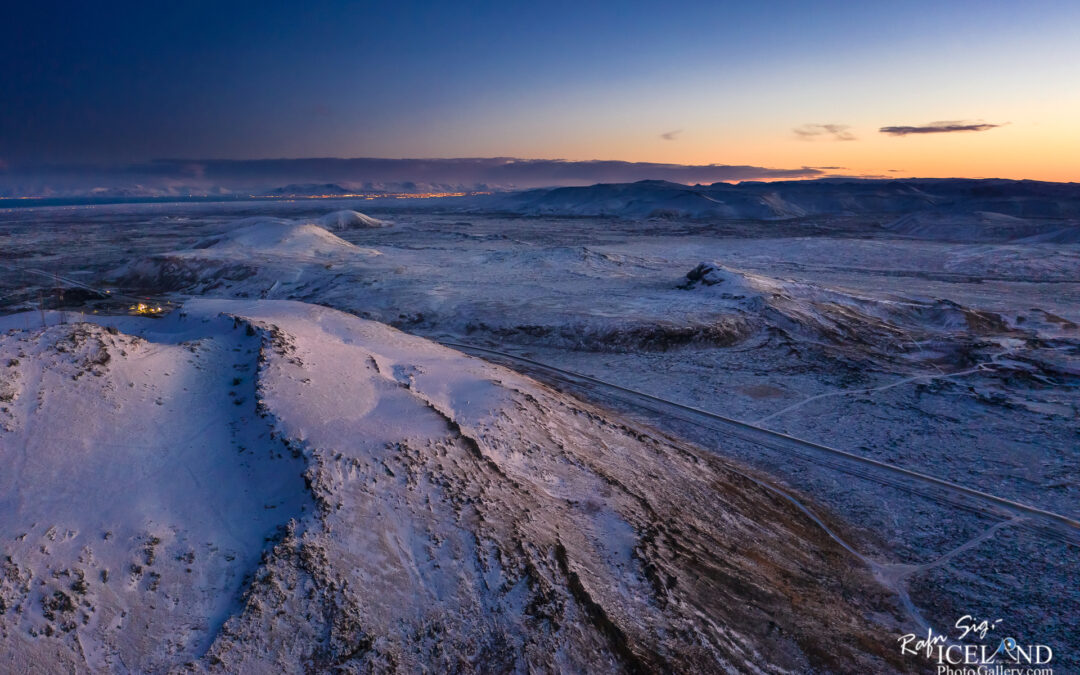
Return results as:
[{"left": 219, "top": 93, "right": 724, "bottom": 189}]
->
[{"left": 3, "top": 1, "right": 1079, "bottom": 181}]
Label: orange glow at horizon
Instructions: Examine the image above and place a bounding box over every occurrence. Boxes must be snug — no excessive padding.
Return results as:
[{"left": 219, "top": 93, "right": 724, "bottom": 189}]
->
[
  {"left": 490, "top": 119, "right": 1079, "bottom": 184},
  {"left": 439, "top": 83, "right": 1080, "bottom": 183}
]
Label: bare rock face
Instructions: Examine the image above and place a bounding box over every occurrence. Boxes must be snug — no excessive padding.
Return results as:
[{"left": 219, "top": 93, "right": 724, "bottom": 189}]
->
[{"left": 1, "top": 300, "right": 913, "bottom": 673}]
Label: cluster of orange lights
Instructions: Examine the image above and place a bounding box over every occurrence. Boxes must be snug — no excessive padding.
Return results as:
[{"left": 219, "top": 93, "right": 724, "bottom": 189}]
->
[{"left": 128, "top": 302, "right": 167, "bottom": 316}]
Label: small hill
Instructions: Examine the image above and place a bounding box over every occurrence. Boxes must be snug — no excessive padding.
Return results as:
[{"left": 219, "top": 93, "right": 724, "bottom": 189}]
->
[
  {"left": 112, "top": 218, "right": 380, "bottom": 294},
  {"left": 194, "top": 219, "right": 362, "bottom": 257},
  {"left": 316, "top": 209, "right": 388, "bottom": 230}
]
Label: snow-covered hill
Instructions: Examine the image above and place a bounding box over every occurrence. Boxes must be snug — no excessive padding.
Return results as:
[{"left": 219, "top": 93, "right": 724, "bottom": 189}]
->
[
  {"left": 112, "top": 217, "right": 381, "bottom": 293},
  {"left": 316, "top": 209, "right": 388, "bottom": 230},
  {"left": 192, "top": 218, "right": 367, "bottom": 256},
  {"left": 0, "top": 310, "right": 312, "bottom": 670},
  {"left": 0, "top": 300, "right": 909, "bottom": 673}
]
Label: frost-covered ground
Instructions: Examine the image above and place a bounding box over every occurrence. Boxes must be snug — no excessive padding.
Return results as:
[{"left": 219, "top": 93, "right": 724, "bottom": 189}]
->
[{"left": 1, "top": 194, "right": 1078, "bottom": 672}]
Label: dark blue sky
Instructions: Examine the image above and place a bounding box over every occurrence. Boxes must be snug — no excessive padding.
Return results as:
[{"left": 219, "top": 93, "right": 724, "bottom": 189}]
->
[{"left": 2, "top": 1, "right": 1078, "bottom": 180}]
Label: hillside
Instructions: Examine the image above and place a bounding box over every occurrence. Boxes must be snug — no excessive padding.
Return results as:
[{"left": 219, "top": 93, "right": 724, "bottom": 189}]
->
[{"left": 0, "top": 300, "right": 911, "bottom": 673}]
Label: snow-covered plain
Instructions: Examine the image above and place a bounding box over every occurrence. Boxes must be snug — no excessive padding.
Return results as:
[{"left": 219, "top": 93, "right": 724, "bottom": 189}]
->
[{"left": 1, "top": 188, "right": 1078, "bottom": 672}]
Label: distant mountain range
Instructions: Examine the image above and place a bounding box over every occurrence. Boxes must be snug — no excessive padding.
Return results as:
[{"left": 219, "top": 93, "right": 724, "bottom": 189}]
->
[
  {"left": 3, "top": 168, "right": 1080, "bottom": 244},
  {"left": 482, "top": 179, "right": 1080, "bottom": 241},
  {"left": 0, "top": 157, "right": 832, "bottom": 198},
  {"left": 263, "top": 183, "right": 376, "bottom": 197},
  {"left": 495, "top": 178, "right": 1080, "bottom": 219}
]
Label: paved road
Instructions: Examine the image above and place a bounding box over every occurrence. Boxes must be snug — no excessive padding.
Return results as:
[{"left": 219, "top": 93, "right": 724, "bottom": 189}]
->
[{"left": 441, "top": 340, "right": 1080, "bottom": 544}]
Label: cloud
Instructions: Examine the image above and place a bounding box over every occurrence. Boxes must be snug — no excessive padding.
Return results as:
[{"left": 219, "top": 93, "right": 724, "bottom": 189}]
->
[
  {"left": 793, "top": 124, "right": 856, "bottom": 141},
  {"left": 660, "top": 129, "right": 682, "bottom": 141},
  {"left": 879, "top": 121, "right": 1002, "bottom": 136}
]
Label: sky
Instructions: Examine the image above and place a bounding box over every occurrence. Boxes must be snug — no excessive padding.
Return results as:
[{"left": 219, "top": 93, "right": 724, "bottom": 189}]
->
[{"left": 2, "top": 0, "right": 1079, "bottom": 183}]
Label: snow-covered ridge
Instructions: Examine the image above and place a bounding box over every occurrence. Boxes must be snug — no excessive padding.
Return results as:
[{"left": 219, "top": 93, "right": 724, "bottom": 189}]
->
[
  {"left": 0, "top": 312, "right": 312, "bottom": 670},
  {"left": 0, "top": 300, "right": 909, "bottom": 672}
]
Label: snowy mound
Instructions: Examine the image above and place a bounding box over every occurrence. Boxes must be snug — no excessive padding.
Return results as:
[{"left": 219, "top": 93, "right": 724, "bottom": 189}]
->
[
  {"left": 679, "top": 261, "right": 777, "bottom": 302},
  {"left": 194, "top": 219, "right": 366, "bottom": 257},
  {"left": 0, "top": 300, "right": 907, "bottom": 673},
  {"left": 113, "top": 218, "right": 381, "bottom": 294},
  {"left": 316, "top": 209, "right": 388, "bottom": 230}
]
